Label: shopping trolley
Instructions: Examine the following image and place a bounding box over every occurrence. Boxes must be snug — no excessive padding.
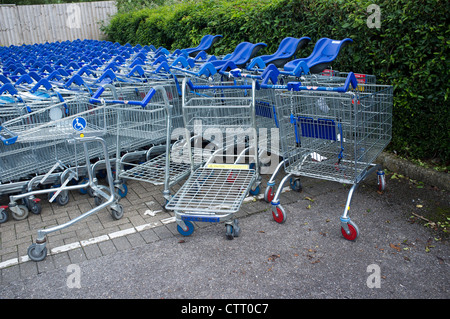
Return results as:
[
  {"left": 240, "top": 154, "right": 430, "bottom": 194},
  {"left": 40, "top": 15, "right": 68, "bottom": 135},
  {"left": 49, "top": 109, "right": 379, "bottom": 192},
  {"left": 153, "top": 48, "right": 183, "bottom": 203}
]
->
[
  {"left": 267, "top": 73, "right": 392, "bottom": 240},
  {"left": 165, "top": 77, "right": 261, "bottom": 239},
  {"left": 256, "top": 71, "right": 378, "bottom": 202},
  {"left": 0, "top": 97, "right": 123, "bottom": 261},
  {"left": 89, "top": 84, "right": 189, "bottom": 206}
]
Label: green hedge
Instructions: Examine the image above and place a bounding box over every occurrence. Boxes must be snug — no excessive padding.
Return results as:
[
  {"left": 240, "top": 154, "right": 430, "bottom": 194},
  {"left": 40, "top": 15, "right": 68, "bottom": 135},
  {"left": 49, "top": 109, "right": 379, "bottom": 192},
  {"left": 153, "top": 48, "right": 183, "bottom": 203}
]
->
[{"left": 103, "top": 0, "right": 450, "bottom": 164}]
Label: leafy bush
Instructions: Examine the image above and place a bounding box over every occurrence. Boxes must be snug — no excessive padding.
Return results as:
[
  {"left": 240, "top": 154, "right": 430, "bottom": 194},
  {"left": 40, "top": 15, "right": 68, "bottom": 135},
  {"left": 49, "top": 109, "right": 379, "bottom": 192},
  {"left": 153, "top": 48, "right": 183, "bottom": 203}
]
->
[{"left": 104, "top": 0, "right": 450, "bottom": 164}]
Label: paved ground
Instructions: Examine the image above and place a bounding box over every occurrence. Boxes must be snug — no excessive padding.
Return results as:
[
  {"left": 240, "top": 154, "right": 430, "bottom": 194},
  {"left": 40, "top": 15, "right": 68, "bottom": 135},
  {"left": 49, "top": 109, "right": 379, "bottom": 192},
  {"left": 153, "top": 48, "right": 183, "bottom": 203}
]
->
[{"left": 0, "top": 164, "right": 448, "bottom": 303}]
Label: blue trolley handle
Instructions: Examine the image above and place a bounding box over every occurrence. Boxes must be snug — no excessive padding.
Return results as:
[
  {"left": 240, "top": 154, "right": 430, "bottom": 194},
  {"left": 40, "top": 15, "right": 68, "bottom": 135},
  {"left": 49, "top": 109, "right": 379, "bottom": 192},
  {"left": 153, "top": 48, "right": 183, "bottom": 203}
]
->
[
  {"left": 90, "top": 85, "right": 157, "bottom": 108},
  {"left": 261, "top": 71, "right": 359, "bottom": 93}
]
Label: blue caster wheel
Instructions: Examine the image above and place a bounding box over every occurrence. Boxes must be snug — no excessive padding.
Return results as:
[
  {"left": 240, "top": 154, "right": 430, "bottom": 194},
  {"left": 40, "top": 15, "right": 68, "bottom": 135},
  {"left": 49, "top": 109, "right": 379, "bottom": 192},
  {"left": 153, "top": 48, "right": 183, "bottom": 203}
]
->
[
  {"left": 177, "top": 220, "right": 194, "bottom": 236},
  {"left": 249, "top": 185, "right": 260, "bottom": 196},
  {"left": 289, "top": 177, "right": 302, "bottom": 192},
  {"left": 117, "top": 184, "right": 128, "bottom": 198}
]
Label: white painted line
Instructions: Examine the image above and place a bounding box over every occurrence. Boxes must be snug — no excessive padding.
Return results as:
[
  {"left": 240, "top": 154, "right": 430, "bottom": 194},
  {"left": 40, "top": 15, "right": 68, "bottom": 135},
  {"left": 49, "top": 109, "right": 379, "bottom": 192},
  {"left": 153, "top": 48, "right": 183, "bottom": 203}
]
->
[
  {"left": 108, "top": 228, "right": 136, "bottom": 239},
  {"left": 80, "top": 235, "right": 109, "bottom": 246},
  {"left": 135, "top": 222, "right": 160, "bottom": 232},
  {"left": 161, "top": 216, "right": 176, "bottom": 224},
  {"left": 0, "top": 258, "right": 18, "bottom": 269},
  {"left": 51, "top": 242, "right": 81, "bottom": 254},
  {"left": 20, "top": 255, "right": 30, "bottom": 263}
]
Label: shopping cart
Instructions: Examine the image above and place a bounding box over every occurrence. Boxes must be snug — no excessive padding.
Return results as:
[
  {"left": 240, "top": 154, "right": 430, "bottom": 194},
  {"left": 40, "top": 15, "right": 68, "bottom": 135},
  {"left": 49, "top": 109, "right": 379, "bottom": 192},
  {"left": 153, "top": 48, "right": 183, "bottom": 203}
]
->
[
  {"left": 0, "top": 97, "right": 124, "bottom": 261},
  {"left": 89, "top": 83, "right": 189, "bottom": 206},
  {"left": 165, "top": 77, "right": 261, "bottom": 239},
  {"left": 256, "top": 71, "right": 378, "bottom": 202},
  {"left": 267, "top": 73, "right": 392, "bottom": 240}
]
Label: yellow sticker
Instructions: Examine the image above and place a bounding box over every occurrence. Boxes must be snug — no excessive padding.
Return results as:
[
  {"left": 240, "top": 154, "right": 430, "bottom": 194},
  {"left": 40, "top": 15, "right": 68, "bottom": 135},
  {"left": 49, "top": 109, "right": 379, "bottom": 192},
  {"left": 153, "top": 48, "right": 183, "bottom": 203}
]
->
[
  {"left": 80, "top": 133, "right": 85, "bottom": 138},
  {"left": 206, "top": 164, "right": 250, "bottom": 170}
]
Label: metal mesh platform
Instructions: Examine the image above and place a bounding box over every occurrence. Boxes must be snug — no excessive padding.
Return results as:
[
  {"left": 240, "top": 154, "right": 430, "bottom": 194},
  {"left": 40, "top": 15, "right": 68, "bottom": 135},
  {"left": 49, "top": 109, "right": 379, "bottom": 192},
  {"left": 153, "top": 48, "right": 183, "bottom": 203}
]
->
[
  {"left": 119, "top": 152, "right": 193, "bottom": 186},
  {"left": 165, "top": 166, "right": 256, "bottom": 214}
]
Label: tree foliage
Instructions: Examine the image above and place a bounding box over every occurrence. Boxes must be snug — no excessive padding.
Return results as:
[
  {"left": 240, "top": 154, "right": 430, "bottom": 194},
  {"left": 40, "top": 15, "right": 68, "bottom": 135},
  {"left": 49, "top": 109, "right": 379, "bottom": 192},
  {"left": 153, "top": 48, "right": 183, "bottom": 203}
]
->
[{"left": 0, "top": 0, "right": 110, "bottom": 4}]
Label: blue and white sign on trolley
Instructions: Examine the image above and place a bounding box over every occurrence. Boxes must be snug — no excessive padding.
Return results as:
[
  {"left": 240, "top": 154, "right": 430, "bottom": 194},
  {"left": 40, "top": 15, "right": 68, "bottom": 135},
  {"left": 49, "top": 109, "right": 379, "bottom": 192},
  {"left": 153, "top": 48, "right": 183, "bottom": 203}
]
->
[{"left": 72, "top": 117, "right": 87, "bottom": 131}]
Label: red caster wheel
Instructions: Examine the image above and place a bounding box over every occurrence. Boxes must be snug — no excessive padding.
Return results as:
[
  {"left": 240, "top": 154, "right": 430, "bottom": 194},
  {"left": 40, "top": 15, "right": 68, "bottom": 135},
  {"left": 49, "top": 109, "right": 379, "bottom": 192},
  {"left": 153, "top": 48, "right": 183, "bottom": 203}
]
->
[
  {"left": 341, "top": 220, "right": 359, "bottom": 241},
  {"left": 272, "top": 205, "right": 286, "bottom": 224}
]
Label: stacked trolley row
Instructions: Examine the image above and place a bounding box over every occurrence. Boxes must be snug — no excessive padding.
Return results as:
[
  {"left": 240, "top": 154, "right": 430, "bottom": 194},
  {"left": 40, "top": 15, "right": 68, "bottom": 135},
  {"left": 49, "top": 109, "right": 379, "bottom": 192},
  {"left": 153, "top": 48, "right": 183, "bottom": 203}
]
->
[
  {"left": 0, "top": 40, "right": 185, "bottom": 221},
  {"left": 0, "top": 35, "right": 394, "bottom": 262},
  {"left": 0, "top": 82, "right": 182, "bottom": 218}
]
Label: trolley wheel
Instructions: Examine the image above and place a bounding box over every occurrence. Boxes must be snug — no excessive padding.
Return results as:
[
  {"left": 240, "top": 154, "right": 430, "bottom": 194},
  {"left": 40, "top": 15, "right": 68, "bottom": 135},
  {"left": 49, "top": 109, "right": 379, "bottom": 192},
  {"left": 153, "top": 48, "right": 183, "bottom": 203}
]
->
[
  {"left": 24, "top": 198, "right": 42, "bottom": 215},
  {"left": 97, "top": 169, "right": 107, "bottom": 179},
  {"left": 117, "top": 184, "right": 128, "bottom": 198},
  {"left": 11, "top": 205, "right": 29, "bottom": 221},
  {"left": 225, "top": 224, "right": 234, "bottom": 240},
  {"left": 29, "top": 200, "right": 42, "bottom": 215},
  {"left": 78, "top": 178, "right": 89, "bottom": 194},
  {"left": 27, "top": 243, "right": 47, "bottom": 262},
  {"left": 289, "top": 177, "right": 302, "bottom": 192},
  {"left": 377, "top": 171, "right": 386, "bottom": 192},
  {"left": 0, "top": 207, "right": 9, "bottom": 224},
  {"left": 177, "top": 220, "right": 194, "bottom": 236},
  {"left": 94, "top": 196, "right": 104, "bottom": 206},
  {"left": 341, "top": 220, "right": 360, "bottom": 241},
  {"left": 111, "top": 204, "right": 124, "bottom": 220},
  {"left": 272, "top": 205, "right": 286, "bottom": 224},
  {"left": 87, "top": 186, "right": 95, "bottom": 198},
  {"left": 264, "top": 185, "right": 275, "bottom": 203},
  {"left": 249, "top": 185, "right": 260, "bottom": 196},
  {"left": 225, "top": 219, "right": 241, "bottom": 240},
  {"left": 55, "top": 191, "right": 70, "bottom": 206}
]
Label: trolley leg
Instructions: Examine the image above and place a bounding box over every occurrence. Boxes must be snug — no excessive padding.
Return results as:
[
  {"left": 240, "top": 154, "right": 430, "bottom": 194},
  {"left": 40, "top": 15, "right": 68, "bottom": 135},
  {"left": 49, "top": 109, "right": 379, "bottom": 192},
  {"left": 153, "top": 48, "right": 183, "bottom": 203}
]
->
[
  {"left": 270, "top": 173, "right": 291, "bottom": 224},
  {"left": 340, "top": 164, "right": 384, "bottom": 241},
  {"left": 264, "top": 158, "right": 286, "bottom": 202},
  {"left": 340, "top": 183, "right": 360, "bottom": 241},
  {"left": 271, "top": 172, "right": 291, "bottom": 205}
]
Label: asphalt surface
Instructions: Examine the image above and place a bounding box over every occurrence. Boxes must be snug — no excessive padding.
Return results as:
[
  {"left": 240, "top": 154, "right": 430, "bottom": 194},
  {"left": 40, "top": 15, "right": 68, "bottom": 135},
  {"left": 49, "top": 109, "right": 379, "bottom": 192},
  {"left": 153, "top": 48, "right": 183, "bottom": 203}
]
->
[{"left": 0, "top": 168, "right": 448, "bottom": 305}]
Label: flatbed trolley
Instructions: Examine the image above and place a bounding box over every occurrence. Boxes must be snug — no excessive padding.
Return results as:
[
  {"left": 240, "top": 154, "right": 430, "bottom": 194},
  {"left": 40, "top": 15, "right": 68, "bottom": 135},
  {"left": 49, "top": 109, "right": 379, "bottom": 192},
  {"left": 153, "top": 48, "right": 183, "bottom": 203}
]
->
[
  {"left": 267, "top": 73, "right": 393, "bottom": 240},
  {"left": 165, "top": 77, "right": 261, "bottom": 239}
]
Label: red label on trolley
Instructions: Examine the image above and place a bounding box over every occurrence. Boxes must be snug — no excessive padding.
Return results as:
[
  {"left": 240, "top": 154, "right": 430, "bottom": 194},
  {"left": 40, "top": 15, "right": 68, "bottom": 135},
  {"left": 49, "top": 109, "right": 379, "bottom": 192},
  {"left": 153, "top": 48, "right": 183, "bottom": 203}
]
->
[{"left": 354, "top": 73, "right": 367, "bottom": 84}]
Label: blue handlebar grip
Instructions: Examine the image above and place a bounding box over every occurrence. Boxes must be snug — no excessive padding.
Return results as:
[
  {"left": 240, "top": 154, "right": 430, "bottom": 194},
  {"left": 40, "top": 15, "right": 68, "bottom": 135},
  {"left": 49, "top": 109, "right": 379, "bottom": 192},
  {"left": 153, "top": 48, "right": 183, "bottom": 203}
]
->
[
  {"left": 29, "top": 78, "right": 53, "bottom": 93},
  {"left": 140, "top": 88, "right": 156, "bottom": 108},
  {"left": 0, "top": 126, "right": 18, "bottom": 145},
  {"left": 90, "top": 86, "right": 105, "bottom": 102},
  {"left": 0, "top": 83, "right": 19, "bottom": 95}
]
